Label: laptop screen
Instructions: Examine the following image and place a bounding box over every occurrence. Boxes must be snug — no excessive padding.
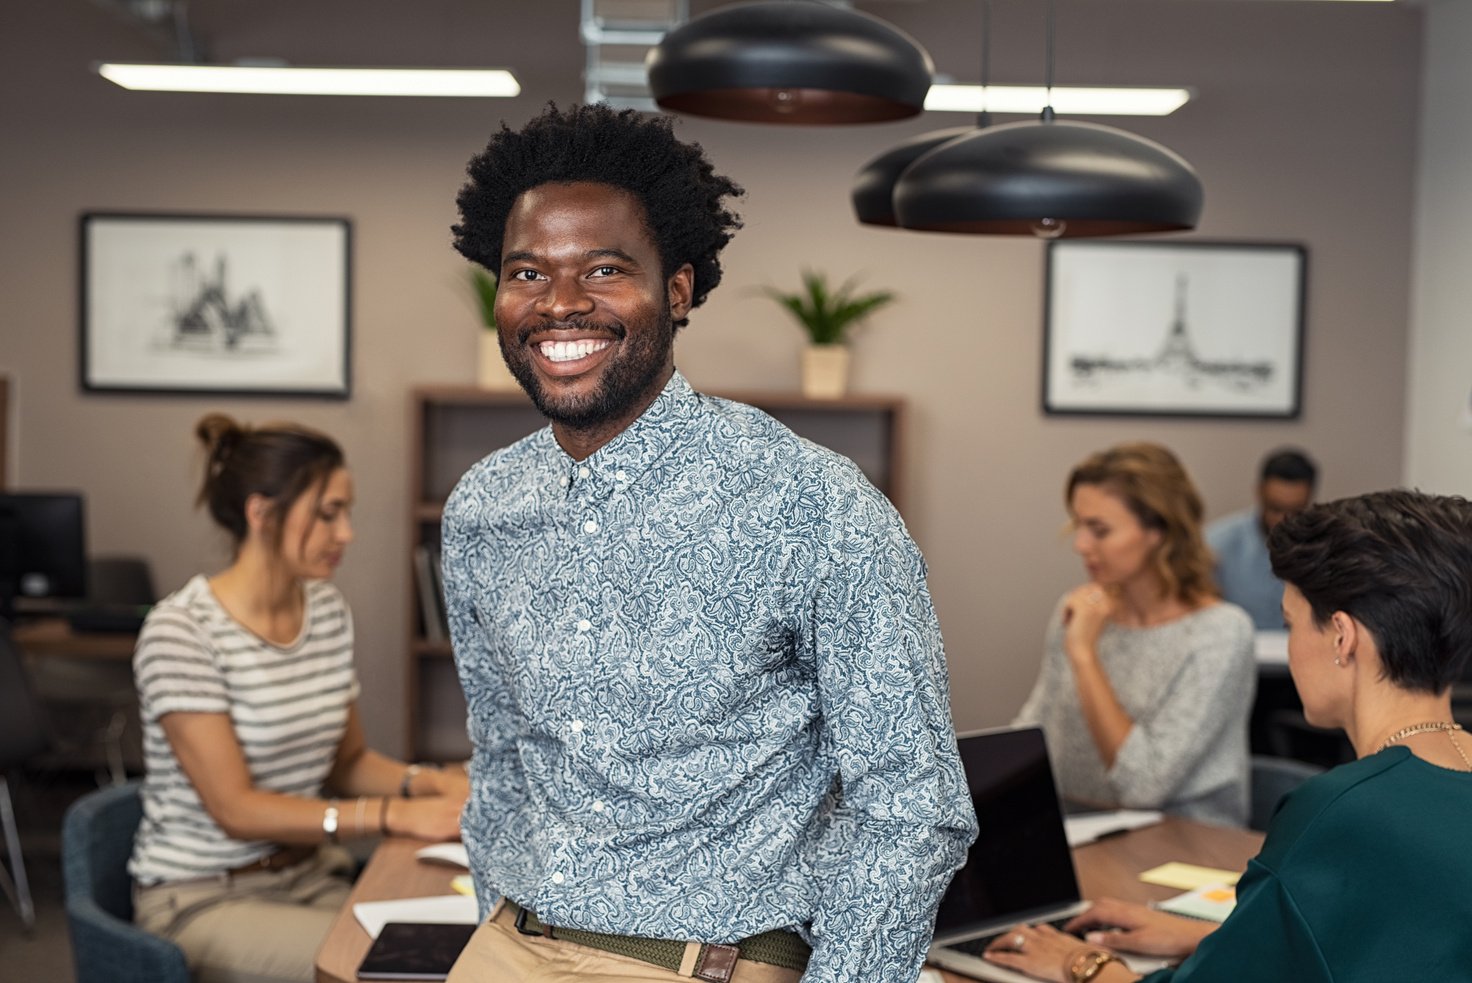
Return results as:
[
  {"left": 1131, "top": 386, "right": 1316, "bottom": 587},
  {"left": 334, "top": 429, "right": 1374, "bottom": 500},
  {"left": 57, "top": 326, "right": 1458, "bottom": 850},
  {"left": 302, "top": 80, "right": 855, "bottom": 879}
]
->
[{"left": 933, "top": 727, "right": 1082, "bottom": 934}]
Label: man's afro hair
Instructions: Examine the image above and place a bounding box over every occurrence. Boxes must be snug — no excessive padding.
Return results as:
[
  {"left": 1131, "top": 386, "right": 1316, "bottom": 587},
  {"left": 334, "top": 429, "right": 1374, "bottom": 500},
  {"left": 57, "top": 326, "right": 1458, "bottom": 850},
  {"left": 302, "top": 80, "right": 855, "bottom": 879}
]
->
[{"left": 452, "top": 103, "right": 744, "bottom": 326}]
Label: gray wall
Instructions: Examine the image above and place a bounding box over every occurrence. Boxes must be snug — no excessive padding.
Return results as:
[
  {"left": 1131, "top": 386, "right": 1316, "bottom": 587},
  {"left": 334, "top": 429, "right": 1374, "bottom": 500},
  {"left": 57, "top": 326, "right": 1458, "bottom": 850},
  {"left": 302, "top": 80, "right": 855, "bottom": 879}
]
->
[
  {"left": 1406, "top": 0, "right": 1472, "bottom": 494},
  {"left": 0, "top": 1, "right": 1421, "bottom": 753}
]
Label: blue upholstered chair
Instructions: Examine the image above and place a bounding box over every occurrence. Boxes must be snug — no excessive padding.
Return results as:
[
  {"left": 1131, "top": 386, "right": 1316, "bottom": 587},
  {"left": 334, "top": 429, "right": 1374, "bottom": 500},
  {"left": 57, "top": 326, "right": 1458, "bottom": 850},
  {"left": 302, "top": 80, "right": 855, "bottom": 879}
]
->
[{"left": 62, "top": 780, "right": 190, "bottom": 983}]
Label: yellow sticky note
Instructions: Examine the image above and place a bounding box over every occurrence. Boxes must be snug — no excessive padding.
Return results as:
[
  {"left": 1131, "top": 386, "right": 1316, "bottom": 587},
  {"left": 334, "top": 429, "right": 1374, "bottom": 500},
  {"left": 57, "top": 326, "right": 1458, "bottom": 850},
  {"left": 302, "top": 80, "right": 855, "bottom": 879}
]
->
[
  {"left": 1138, "top": 861, "right": 1242, "bottom": 891},
  {"left": 450, "top": 874, "right": 475, "bottom": 897}
]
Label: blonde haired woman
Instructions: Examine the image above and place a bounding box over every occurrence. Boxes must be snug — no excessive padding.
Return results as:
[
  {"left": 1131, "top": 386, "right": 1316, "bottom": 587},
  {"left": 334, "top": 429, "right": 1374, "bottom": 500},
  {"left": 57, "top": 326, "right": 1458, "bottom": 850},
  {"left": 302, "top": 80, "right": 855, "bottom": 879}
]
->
[{"left": 1014, "top": 443, "right": 1255, "bottom": 826}]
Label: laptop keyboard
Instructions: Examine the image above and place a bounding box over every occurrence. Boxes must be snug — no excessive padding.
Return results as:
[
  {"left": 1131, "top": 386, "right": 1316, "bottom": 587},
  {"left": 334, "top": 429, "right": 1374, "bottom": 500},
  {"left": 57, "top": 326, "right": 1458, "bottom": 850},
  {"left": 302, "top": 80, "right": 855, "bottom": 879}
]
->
[{"left": 949, "top": 917, "right": 1079, "bottom": 956}]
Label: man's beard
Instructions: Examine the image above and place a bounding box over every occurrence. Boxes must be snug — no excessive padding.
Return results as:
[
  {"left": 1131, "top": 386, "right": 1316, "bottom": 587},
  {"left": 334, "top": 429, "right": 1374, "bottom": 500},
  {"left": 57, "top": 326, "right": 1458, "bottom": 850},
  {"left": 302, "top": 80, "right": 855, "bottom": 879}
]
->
[{"left": 501, "top": 310, "right": 675, "bottom": 431}]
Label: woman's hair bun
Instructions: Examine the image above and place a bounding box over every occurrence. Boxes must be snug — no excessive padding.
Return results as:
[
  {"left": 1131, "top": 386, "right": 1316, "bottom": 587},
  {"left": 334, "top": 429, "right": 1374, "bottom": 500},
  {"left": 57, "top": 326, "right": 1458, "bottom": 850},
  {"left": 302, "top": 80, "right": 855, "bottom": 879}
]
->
[{"left": 196, "top": 413, "right": 244, "bottom": 471}]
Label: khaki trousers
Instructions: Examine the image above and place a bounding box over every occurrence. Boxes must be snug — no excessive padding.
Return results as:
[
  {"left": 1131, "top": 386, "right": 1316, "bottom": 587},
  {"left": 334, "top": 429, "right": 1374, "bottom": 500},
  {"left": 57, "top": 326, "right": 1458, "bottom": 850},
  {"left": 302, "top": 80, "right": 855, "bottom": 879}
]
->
[
  {"left": 446, "top": 900, "right": 805, "bottom": 983},
  {"left": 133, "top": 846, "right": 354, "bottom": 983}
]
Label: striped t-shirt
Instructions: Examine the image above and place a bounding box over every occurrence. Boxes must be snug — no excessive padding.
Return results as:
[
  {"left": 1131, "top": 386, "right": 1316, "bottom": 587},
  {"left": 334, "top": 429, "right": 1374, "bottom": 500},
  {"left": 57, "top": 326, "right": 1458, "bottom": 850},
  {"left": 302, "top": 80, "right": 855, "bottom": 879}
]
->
[{"left": 128, "top": 574, "right": 361, "bottom": 885}]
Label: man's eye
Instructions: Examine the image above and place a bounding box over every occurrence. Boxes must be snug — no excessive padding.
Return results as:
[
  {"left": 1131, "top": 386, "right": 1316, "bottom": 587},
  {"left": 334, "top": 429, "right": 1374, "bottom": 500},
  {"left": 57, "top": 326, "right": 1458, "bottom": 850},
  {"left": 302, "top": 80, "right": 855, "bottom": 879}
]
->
[
  {"left": 509, "top": 269, "right": 541, "bottom": 281},
  {"left": 591, "top": 266, "right": 619, "bottom": 277}
]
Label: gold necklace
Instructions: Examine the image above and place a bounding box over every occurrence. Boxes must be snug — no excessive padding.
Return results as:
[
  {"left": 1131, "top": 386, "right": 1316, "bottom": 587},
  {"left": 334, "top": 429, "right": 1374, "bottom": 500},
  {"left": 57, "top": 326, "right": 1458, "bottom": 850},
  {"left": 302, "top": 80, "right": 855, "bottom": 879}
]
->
[{"left": 1375, "top": 721, "right": 1472, "bottom": 769}]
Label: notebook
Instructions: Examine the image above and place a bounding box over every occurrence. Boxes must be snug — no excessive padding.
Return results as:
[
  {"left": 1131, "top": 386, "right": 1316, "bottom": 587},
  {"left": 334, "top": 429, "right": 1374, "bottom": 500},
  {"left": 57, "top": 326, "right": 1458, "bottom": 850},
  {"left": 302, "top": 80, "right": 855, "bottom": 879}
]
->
[{"left": 927, "top": 727, "right": 1168, "bottom": 982}]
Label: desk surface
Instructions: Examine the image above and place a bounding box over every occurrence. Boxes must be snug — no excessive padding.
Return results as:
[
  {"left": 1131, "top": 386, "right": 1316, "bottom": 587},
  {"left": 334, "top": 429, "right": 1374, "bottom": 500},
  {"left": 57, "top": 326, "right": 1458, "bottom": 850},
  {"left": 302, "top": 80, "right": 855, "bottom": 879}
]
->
[
  {"left": 13, "top": 616, "right": 137, "bottom": 660},
  {"left": 314, "top": 819, "right": 1263, "bottom": 983}
]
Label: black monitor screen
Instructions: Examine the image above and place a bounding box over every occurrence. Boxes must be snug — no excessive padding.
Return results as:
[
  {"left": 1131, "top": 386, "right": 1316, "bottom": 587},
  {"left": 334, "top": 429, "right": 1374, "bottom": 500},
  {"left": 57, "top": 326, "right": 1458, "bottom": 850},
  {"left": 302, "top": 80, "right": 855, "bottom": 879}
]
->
[
  {"left": 933, "top": 727, "right": 1081, "bottom": 934},
  {"left": 0, "top": 492, "right": 88, "bottom": 608}
]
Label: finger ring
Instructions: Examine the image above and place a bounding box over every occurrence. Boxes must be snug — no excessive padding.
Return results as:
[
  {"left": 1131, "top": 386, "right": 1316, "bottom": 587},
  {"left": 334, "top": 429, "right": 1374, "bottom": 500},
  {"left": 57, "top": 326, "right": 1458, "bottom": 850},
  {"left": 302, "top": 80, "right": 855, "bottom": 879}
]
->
[{"left": 1010, "top": 932, "right": 1026, "bottom": 951}]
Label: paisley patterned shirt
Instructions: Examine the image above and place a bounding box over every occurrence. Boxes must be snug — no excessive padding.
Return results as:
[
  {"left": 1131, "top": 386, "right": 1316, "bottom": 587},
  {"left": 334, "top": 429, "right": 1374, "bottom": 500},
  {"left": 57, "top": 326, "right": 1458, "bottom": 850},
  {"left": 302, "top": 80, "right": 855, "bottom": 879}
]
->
[{"left": 442, "top": 371, "right": 976, "bottom": 983}]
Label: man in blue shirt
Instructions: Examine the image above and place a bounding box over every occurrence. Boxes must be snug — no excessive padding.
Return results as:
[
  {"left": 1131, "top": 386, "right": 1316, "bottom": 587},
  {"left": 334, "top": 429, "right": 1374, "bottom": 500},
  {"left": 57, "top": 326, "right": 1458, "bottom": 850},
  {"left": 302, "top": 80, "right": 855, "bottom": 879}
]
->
[
  {"left": 1205, "top": 448, "right": 1318, "bottom": 630},
  {"left": 441, "top": 103, "right": 976, "bottom": 983}
]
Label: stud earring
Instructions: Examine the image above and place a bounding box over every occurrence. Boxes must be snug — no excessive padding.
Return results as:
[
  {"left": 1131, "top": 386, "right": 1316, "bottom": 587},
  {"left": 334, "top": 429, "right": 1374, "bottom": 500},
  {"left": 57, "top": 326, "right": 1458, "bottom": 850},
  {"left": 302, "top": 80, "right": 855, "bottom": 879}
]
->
[{"left": 1333, "top": 657, "right": 1344, "bottom": 667}]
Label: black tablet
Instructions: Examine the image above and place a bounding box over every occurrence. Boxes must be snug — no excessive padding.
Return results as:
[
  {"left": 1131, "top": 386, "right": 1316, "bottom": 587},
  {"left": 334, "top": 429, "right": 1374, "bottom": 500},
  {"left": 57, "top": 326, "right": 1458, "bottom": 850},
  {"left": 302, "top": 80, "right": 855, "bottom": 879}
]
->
[{"left": 356, "top": 921, "right": 478, "bottom": 981}]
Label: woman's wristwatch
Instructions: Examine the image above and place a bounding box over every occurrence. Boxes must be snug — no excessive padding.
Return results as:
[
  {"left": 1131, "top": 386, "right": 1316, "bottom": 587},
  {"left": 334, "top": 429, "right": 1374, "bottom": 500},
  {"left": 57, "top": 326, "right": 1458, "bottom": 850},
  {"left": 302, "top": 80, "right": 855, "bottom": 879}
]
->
[
  {"left": 1068, "top": 948, "right": 1122, "bottom": 983},
  {"left": 322, "top": 801, "right": 340, "bottom": 844}
]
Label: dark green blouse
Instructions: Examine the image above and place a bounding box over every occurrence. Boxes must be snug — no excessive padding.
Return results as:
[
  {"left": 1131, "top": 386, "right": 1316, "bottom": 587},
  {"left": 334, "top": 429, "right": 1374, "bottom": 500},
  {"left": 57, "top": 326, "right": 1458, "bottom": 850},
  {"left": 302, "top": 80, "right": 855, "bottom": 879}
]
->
[{"left": 1142, "top": 747, "right": 1472, "bottom": 982}]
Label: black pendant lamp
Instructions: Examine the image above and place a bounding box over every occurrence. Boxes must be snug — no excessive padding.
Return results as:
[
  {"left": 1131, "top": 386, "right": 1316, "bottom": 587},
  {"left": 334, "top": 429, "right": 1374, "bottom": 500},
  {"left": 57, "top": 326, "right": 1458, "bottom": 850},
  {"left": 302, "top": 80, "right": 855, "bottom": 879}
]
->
[
  {"left": 852, "top": 1, "right": 994, "bottom": 226},
  {"left": 646, "top": 0, "right": 934, "bottom": 125},
  {"left": 892, "top": 1, "right": 1202, "bottom": 237}
]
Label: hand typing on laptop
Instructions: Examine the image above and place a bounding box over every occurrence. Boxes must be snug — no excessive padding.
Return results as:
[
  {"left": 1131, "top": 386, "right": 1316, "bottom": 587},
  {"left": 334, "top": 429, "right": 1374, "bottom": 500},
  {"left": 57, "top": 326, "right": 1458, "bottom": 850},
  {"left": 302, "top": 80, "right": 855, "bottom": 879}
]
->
[
  {"left": 1064, "top": 898, "right": 1213, "bottom": 959},
  {"left": 982, "top": 921, "right": 1137, "bottom": 983}
]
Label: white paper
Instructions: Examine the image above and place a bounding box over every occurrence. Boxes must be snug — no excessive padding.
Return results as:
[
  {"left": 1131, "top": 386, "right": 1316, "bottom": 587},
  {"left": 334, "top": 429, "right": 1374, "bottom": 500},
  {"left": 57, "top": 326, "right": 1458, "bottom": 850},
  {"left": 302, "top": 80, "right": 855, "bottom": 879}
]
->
[
  {"left": 918, "top": 970, "right": 948, "bottom": 983},
  {"left": 352, "top": 894, "right": 480, "bottom": 939},
  {"left": 415, "top": 842, "right": 470, "bottom": 868},
  {"left": 1064, "top": 809, "right": 1163, "bottom": 847}
]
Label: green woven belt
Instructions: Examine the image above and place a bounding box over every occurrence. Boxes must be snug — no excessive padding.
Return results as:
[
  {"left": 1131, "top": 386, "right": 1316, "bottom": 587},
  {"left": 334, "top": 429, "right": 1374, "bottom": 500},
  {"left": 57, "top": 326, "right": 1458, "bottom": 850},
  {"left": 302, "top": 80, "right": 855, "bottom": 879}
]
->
[{"left": 504, "top": 900, "right": 811, "bottom": 973}]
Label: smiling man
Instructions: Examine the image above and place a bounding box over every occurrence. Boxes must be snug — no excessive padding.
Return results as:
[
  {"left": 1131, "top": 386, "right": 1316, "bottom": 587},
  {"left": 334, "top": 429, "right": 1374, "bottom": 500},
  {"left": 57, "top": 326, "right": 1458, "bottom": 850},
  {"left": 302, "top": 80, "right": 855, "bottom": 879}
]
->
[{"left": 441, "top": 104, "right": 975, "bottom": 983}]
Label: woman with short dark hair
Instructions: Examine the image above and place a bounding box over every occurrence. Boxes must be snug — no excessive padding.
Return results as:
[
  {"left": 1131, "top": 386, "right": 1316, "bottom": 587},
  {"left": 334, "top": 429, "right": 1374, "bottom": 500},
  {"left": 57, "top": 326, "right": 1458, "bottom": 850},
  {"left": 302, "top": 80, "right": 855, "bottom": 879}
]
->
[
  {"left": 985, "top": 489, "right": 1472, "bottom": 983},
  {"left": 129, "top": 415, "right": 469, "bottom": 983}
]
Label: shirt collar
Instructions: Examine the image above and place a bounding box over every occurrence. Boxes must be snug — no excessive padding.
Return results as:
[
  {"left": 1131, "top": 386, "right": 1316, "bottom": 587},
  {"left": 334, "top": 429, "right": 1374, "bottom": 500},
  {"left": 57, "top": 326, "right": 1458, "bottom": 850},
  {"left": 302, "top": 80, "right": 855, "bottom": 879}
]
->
[{"left": 546, "top": 370, "right": 702, "bottom": 489}]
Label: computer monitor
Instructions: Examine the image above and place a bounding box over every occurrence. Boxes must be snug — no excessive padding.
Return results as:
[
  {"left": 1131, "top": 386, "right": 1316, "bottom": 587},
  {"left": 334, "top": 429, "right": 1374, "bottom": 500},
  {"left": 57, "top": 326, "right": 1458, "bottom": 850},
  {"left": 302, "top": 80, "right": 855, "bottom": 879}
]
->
[{"left": 0, "top": 492, "right": 88, "bottom": 620}]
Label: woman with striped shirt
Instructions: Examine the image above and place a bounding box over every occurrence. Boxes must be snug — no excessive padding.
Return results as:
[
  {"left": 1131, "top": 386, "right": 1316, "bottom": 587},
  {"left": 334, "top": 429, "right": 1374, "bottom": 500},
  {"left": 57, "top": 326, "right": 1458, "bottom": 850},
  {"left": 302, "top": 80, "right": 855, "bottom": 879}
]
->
[{"left": 129, "top": 414, "right": 468, "bottom": 983}]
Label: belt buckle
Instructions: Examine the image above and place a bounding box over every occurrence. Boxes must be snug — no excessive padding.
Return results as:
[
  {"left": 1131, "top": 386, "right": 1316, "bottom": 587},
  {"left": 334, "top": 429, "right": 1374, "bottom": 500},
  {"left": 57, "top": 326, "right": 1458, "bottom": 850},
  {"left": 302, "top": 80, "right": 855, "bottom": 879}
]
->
[{"left": 513, "top": 905, "right": 552, "bottom": 939}]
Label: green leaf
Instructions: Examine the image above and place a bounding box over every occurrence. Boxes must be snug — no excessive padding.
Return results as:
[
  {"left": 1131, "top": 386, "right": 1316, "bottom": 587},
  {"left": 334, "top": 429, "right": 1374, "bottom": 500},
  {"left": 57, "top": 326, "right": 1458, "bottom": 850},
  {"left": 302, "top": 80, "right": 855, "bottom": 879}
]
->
[
  {"left": 468, "top": 267, "right": 498, "bottom": 330},
  {"left": 762, "top": 269, "right": 896, "bottom": 345}
]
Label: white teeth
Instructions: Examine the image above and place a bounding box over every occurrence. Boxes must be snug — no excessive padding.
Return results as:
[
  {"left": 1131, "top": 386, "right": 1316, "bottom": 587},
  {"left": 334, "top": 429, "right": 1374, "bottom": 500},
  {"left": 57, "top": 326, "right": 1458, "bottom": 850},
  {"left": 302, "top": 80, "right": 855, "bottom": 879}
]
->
[{"left": 539, "top": 339, "right": 612, "bottom": 362}]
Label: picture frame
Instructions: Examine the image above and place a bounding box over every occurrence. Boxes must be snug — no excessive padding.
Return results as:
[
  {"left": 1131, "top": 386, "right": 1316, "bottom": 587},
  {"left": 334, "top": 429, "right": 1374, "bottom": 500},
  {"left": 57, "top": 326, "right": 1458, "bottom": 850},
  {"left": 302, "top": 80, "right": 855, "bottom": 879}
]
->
[
  {"left": 80, "top": 212, "right": 352, "bottom": 397},
  {"left": 1042, "top": 240, "right": 1307, "bottom": 418}
]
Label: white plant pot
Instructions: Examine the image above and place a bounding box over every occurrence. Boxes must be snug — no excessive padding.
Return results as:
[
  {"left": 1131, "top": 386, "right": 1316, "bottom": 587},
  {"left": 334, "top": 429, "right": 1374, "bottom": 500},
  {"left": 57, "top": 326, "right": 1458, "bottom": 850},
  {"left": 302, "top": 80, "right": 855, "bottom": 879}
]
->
[
  {"left": 801, "top": 344, "right": 851, "bottom": 399},
  {"left": 477, "top": 332, "right": 518, "bottom": 390}
]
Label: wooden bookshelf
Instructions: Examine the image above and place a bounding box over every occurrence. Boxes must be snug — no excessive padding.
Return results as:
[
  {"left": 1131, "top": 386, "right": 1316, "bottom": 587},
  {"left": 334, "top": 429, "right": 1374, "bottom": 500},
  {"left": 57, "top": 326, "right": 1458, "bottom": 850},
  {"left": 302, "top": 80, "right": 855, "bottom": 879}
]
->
[{"left": 404, "top": 385, "right": 907, "bottom": 761}]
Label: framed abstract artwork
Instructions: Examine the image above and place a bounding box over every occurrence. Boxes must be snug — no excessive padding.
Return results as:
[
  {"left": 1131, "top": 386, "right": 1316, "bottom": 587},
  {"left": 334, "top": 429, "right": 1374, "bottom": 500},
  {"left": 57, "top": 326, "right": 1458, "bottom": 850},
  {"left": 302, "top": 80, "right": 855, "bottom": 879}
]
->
[
  {"left": 1043, "top": 240, "right": 1306, "bottom": 418},
  {"left": 80, "top": 212, "right": 352, "bottom": 397}
]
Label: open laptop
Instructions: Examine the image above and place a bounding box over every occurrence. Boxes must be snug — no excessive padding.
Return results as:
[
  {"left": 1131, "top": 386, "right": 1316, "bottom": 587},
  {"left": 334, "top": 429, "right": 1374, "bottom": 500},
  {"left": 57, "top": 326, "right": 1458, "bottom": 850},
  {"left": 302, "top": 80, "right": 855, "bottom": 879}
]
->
[{"left": 928, "top": 727, "right": 1168, "bottom": 982}]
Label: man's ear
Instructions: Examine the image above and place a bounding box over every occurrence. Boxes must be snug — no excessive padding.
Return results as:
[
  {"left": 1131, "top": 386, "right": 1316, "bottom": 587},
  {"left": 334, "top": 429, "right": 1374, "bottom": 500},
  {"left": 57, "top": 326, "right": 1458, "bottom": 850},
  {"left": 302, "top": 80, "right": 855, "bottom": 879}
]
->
[{"left": 667, "top": 263, "right": 694, "bottom": 322}]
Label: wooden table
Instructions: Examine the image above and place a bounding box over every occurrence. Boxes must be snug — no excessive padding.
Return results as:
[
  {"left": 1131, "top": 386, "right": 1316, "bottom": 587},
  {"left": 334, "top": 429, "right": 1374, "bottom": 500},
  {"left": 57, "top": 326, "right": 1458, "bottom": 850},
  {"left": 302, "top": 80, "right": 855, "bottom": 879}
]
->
[
  {"left": 314, "top": 818, "right": 1262, "bottom": 983},
  {"left": 13, "top": 616, "right": 138, "bottom": 660}
]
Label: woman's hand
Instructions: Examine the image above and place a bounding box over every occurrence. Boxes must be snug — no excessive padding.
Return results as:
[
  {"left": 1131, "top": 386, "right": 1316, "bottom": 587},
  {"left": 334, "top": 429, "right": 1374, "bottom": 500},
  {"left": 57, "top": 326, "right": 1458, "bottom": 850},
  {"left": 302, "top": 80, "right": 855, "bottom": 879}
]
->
[
  {"left": 1063, "top": 583, "right": 1116, "bottom": 662},
  {"left": 386, "top": 795, "right": 465, "bottom": 842},
  {"left": 1065, "top": 898, "right": 1216, "bottom": 958},
  {"left": 423, "top": 765, "right": 471, "bottom": 807},
  {"left": 983, "top": 922, "right": 1136, "bottom": 982}
]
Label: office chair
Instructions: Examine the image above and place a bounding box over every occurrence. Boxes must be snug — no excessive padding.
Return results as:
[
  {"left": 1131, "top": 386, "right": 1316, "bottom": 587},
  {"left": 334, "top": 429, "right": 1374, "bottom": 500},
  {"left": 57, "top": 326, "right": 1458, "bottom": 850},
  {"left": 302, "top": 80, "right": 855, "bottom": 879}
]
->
[
  {"left": 0, "top": 617, "right": 51, "bottom": 930},
  {"left": 1249, "top": 754, "right": 1325, "bottom": 832},
  {"left": 62, "top": 780, "right": 190, "bottom": 983}
]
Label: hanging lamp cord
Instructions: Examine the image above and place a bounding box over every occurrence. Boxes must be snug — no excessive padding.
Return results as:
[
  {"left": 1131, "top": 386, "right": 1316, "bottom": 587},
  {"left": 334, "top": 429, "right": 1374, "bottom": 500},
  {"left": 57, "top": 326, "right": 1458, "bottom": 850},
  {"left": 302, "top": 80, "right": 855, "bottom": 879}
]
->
[
  {"left": 1041, "top": 0, "right": 1056, "bottom": 122},
  {"left": 976, "top": 0, "right": 992, "bottom": 129}
]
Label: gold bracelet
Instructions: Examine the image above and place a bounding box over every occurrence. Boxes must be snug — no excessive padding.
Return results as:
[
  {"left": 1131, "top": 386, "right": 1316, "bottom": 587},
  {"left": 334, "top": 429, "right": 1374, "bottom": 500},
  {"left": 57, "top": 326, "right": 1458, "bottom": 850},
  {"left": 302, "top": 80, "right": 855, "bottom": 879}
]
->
[
  {"left": 1069, "top": 948, "right": 1121, "bottom": 983},
  {"left": 354, "top": 796, "right": 368, "bottom": 837}
]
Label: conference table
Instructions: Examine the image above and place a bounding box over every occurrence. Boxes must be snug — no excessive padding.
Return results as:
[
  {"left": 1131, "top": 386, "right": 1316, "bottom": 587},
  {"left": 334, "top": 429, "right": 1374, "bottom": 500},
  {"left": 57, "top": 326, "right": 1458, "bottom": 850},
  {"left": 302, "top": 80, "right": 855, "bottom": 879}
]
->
[
  {"left": 12, "top": 616, "right": 138, "bottom": 660},
  {"left": 314, "top": 818, "right": 1263, "bottom": 983}
]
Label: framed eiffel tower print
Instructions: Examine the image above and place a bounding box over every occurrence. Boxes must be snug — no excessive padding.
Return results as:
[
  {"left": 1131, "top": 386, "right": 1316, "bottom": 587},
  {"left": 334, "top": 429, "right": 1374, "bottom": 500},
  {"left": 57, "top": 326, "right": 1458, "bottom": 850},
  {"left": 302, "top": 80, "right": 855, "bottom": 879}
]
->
[
  {"left": 1042, "top": 240, "right": 1306, "bottom": 418},
  {"left": 80, "top": 212, "right": 352, "bottom": 398}
]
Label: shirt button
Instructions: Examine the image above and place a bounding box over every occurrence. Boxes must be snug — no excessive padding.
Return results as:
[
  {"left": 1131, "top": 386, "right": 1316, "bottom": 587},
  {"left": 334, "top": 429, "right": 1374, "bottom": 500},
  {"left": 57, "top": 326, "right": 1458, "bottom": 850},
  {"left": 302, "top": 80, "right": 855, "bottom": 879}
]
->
[
  {"left": 578, "top": 466, "right": 591, "bottom": 480},
  {"left": 559, "top": 476, "right": 569, "bottom": 487},
  {"left": 583, "top": 519, "right": 598, "bottom": 534},
  {"left": 592, "top": 800, "right": 605, "bottom": 813},
  {"left": 569, "top": 719, "right": 584, "bottom": 734},
  {"left": 551, "top": 871, "right": 565, "bottom": 885},
  {"left": 576, "top": 619, "right": 592, "bottom": 632},
  {"left": 615, "top": 470, "right": 627, "bottom": 482}
]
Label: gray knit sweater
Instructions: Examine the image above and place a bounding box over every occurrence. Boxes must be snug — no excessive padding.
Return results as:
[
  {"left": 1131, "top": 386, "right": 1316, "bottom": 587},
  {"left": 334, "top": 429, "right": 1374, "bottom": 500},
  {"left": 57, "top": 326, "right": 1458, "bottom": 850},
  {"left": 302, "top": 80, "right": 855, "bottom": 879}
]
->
[{"left": 1013, "top": 598, "right": 1256, "bottom": 827}]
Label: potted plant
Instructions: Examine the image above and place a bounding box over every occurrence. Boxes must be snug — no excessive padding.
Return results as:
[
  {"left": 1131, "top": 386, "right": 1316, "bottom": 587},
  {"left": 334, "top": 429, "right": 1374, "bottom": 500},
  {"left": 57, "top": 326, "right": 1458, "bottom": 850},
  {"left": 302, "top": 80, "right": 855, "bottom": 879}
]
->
[
  {"left": 763, "top": 270, "right": 895, "bottom": 398},
  {"left": 468, "top": 267, "right": 517, "bottom": 390}
]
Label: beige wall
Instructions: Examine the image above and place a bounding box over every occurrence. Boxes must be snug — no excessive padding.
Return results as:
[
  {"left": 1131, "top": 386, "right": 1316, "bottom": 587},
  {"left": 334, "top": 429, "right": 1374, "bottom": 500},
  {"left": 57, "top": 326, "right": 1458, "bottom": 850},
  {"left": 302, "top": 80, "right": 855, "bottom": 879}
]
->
[
  {"left": 1406, "top": 0, "right": 1472, "bottom": 495},
  {"left": 0, "top": 1, "right": 1421, "bottom": 753}
]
